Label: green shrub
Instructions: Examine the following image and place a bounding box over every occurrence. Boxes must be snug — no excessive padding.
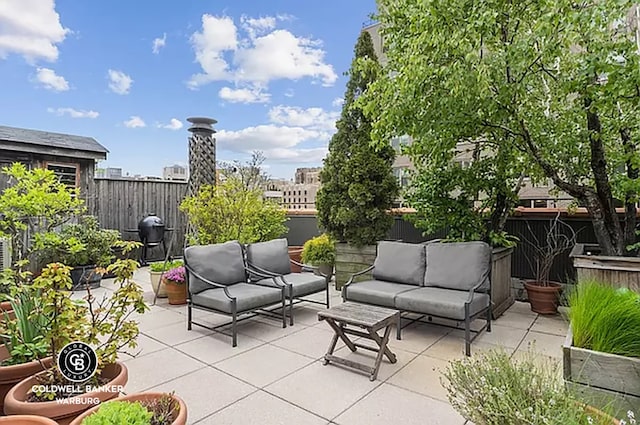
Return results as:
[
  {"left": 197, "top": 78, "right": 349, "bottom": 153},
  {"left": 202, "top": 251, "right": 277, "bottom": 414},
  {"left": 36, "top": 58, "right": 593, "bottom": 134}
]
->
[
  {"left": 149, "top": 259, "right": 183, "bottom": 273},
  {"left": 443, "top": 349, "right": 618, "bottom": 424},
  {"left": 82, "top": 400, "right": 152, "bottom": 425},
  {"left": 301, "top": 234, "right": 336, "bottom": 265},
  {"left": 568, "top": 280, "right": 640, "bottom": 357}
]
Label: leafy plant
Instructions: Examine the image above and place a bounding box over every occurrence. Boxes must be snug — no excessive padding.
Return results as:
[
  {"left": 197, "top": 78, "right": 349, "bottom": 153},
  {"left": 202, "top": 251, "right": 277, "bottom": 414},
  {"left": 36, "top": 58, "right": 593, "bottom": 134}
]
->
[
  {"left": 82, "top": 400, "right": 152, "bottom": 425},
  {"left": 316, "top": 30, "right": 398, "bottom": 247},
  {"left": 302, "top": 234, "right": 336, "bottom": 265},
  {"left": 569, "top": 280, "right": 640, "bottom": 357},
  {"left": 141, "top": 392, "right": 179, "bottom": 425},
  {"left": 34, "top": 215, "right": 121, "bottom": 268},
  {"left": 180, "top": 177, "right": 288, "bottom": 245},
  {"left": 163, "top": 266, "right": 185, "bottom": 284},
  {"left": 149, "top": 259, "right": 183, "bottom": 273},
  {"left": 443, "top": 349, "right": 619, "bottom": 424}
]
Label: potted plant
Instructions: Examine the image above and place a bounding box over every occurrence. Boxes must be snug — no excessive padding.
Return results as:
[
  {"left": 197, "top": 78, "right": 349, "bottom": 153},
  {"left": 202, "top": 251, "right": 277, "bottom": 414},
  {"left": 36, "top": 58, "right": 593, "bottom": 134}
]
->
[
  {"left": 163, "top": 266, "right": 187, "bottom": 305},
  {"left": 149, "top": 260, "right": 183, "bottom": 298},
  {"left": 70, "top": 392, "right": 187, "bottom": 425},
  {"left": 564, "top": 280, "right": 640, "bottom": 414},
  {"left": 301, "top": 234, "right": 336, "bottom": 281},
  {"left": 521, "top": 213, "right": 577, "bottom": 314},
  {"left": 34, "top": 216, "right": 121, "bottom": 290},
  {"left": 4, "top": 241, "right": 149, "bottom": 424},
  {"left": 315, "top": 30, "right": 399, "bottom": 290},
  {"left": 443, "top": 348, "right": 625, "bottom": 424},
  {"left": 0, "top": 416, "right": 58, "bottom": 424}
]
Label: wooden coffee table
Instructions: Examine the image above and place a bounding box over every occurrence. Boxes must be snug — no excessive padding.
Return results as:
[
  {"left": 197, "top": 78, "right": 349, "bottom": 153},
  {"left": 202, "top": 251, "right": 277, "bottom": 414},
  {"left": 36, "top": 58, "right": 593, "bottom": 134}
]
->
[{"left": 318, "top": 302, "right": 400, "bottom": 381}]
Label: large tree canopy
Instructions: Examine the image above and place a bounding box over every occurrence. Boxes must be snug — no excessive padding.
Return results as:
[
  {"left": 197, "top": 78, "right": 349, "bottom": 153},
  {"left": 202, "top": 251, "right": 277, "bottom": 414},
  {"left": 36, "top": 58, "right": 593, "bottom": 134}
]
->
[{"left": 364, "top": 0, "right": 640, "bottom": 255}]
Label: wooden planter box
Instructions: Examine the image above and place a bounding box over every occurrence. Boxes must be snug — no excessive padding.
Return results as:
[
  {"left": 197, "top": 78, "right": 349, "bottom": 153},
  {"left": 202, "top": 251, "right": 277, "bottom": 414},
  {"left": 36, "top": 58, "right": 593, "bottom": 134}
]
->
[
  {"left": 571, "top": 244, "right": 640, "bottom": 291},
  {"left": 491, "top": 247, "right": 514, "bottom": 319},
  {"left": 334, "top": 243, "right": 376, "bottom": 290},
  {"left": 563, "top": 327, "right": 640, "bottom": 414}
]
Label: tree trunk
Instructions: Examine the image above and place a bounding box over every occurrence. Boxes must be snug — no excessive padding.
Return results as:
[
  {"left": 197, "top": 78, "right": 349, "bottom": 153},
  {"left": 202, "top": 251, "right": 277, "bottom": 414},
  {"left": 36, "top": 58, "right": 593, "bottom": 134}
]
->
[{"left": 622, "top": 127, "right": 638, "bottom": 252}]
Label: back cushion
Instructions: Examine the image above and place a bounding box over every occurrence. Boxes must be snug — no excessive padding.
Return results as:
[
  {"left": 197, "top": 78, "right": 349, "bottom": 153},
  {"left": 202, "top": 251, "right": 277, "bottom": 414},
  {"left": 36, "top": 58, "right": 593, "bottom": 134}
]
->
[
  {"left": 372, "top": 241, "right": 426, "bottom": 286},
  {"left": 425, "top": 242, "right": 491, "bottom": 291},
  {"left": 245, "top": 238, "right": 291, "bottom": 281},
  {"left": 184, "top": 241, "right": 246, "bottom": 294}
]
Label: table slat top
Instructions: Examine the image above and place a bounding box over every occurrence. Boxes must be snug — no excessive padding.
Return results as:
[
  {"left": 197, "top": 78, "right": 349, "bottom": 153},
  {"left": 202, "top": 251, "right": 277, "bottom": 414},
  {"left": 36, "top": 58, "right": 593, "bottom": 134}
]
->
[{"left": 318, "top": 302, "right": 398, "bottom": 328}]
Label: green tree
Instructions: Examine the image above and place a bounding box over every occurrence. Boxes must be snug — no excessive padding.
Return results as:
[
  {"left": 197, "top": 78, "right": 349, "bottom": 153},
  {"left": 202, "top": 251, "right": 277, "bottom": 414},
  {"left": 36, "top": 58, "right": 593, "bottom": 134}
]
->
[
  {"left": 364, "top": 0, "right": 640, "bottom": 255},
  {"left": 180, "top": 177, "right": 288, "bottom": 244},
  {"left": 316, "top": 30, "right": 399, "bottom": 247}
]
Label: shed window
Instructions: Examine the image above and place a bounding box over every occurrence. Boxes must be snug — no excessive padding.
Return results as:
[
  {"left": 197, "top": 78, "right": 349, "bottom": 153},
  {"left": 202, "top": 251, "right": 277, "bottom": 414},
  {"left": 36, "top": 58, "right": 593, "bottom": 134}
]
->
[{"left": 46, "top": 163, "right": 79, "bottom": 187}]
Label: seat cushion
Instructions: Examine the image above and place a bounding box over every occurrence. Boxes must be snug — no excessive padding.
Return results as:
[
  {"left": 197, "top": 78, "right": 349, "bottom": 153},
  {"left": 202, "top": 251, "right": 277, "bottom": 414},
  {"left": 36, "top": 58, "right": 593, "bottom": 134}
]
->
[
  {"left": 185, "top": 241, "right": 247, "bottom": 294},
  {"left": 372, "top": 241, "right": 426, "bottom": 286},
  {"left": 425, "top": 242, "right": 491, "bottom": 290},
  {"left": 344, "top": 280, "right": 417, "bottom": 308},
  {"left": 258, "top": 273, "right": 326, "bottom": 298},
  {"left": 394, "top": 287, "right": 489, "bottom": 321},
  {"left": 246, "top": 238, "right": 291, "bottom": 281},
  {"left": 191, "top": 283, "right": 283, "bottom": 314}
]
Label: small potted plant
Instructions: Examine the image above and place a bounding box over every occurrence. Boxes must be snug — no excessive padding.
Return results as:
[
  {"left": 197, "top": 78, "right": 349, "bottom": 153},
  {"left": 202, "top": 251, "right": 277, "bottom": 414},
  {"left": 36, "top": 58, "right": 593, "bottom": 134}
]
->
[
  {"left": 301, "top": 234, "right": 336, "bottom": 281},
  {"left": 149, "top": 260, "right": 183, "bottom": 298},
  {"left": 70, "top": 392, "right": 187, "bottom": 425},
  {"left": 163, "top": 266, "right": 187, "bottom": 305},
  {"left": 521, "top": 213, "right": 576, "bottom": 314}
]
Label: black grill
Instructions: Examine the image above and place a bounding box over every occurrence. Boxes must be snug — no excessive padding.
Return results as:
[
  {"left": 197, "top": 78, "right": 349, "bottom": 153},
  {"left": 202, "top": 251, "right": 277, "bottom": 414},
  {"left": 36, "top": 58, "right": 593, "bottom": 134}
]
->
[{"left": 137, "top": 214, "right": 167, "bottom": 265}]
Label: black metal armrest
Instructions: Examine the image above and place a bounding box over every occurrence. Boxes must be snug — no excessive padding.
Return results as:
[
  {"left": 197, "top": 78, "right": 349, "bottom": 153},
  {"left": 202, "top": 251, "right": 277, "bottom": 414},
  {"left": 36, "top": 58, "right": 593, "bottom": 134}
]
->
[
  {"left": 290, "top": 259, "right": 318, "bottom": 271},
  {"left": 184, "top": 264, "right": 235, "bottom": 300},
  {"left": 465, "top": 276, "right": 490, "bottom": 304},
  {"left": 344, "top": 265, "right": 374, "bottom": 288}
]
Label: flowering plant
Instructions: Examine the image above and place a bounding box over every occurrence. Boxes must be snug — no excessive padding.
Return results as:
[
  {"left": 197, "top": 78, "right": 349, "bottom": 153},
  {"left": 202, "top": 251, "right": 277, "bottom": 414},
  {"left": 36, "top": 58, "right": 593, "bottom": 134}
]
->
[{"left": 163, "top": 266, "right": 185, "bottom": 284}]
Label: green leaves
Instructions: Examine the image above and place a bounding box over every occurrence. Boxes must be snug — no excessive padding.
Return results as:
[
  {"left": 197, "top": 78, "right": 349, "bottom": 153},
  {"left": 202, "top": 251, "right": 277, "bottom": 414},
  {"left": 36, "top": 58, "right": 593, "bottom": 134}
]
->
[{"left": 301, "top": 234, "right": 336, "bottom": 265}]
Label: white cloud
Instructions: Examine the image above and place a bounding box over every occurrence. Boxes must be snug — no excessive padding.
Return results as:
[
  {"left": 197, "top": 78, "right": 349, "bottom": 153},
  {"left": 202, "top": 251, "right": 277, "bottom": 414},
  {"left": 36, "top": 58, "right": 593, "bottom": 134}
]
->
[
  {"left": 35, "top": 67, "right": 68, "bottom": 91},
  {"left": 152, "top": 33, "right": 166, "bottom": 54},
  {"left": 47, "top": 107, "right": 98, "bottom": 118},
  {"left": 123, "top": 116, "right": 145, "bottom": 128},
  {"left": 0, "top": 0, "right": 69, "bottom": 63},
  {"left": 265, "top": 147, "right": 328, "bottom": 163},
  {"left": 219, "top": 86, "right": 270, "bottom": 103},
  {"left": 268, "top": 105, "right": 338, "bottom": 131},
  {"left": 158, "top": 118, "right": 183, "bottom": 130},
  {"left": 332, "top": 97, "right": 344, "bottom": 107},
  {"left": 217, "top": 124, "right": 330, "bottom": 153},
  {"left": 188, "top": 14, "right": 337, "bottom": 95},
  {"left": 108, "top": 69, "right": 133, "bottom": 95}
]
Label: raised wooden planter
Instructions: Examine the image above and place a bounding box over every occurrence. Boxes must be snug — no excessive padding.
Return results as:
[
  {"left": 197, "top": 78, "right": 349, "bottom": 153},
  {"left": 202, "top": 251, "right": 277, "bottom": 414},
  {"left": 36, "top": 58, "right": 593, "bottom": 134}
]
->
[
  {"left": 334, "top": 243, "right": 376, "bottom": 290},
  {"left": 491, "top": 247, "right": 514, "bottom": 319},
  {"left": 571, "top": 244, "right": 640, "bottom": 291},
  {"left": 563, "top": 327, "right": 640, "bottom": 415}
]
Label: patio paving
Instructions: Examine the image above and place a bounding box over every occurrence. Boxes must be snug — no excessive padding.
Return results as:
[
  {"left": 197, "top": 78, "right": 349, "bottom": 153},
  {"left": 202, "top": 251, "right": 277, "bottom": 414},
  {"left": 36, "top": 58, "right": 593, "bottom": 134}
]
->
[{"left": 99, "top": 268, "right": 570, "bottom": 424}]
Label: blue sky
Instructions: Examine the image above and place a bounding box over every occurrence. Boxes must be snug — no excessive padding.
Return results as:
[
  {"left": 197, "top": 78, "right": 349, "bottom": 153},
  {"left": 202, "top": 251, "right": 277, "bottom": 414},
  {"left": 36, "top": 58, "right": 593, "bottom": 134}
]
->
[{"left": 0, "top": 0, "right": 376, "bottom": 179}]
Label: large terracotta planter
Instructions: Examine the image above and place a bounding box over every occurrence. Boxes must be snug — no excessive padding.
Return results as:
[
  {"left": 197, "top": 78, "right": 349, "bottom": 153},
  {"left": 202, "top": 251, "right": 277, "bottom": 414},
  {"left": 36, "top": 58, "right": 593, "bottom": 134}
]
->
[
  {"left": 69, "top": 392, "right": 187, "bottom": 425},
  {"left": 164, "top": 279, "right": 187, "bottom": 305},
  {"left": 288, "top": 246, "right": 303, "bottom": 273},
  {"left": 524, "top": 281, "right": 562, "bottom": 314},
  {"left": 4, "top": 362, "right": 128, "bottom": 425},
  {"left": 0, "top": 415, "right": 58, "bottom": 424},
  {"left": 0, "top": 345, "right": 52, "bottom": 414}
]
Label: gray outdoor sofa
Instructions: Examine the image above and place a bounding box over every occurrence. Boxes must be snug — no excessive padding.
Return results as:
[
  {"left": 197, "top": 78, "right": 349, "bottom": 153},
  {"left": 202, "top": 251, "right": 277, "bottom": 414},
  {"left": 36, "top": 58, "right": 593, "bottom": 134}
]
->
[
  {"left": 343, "top": 240, "right": 492, "bottom": 356},
  {"left": 184, "top": 240, "right": 287, "bottom": 347}
]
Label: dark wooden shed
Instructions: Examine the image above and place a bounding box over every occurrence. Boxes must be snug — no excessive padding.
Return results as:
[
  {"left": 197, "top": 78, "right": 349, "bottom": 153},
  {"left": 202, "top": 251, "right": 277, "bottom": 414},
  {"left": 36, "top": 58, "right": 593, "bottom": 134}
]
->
[{"left": 0, "top": 125, "right": 108, "bottom": 212}]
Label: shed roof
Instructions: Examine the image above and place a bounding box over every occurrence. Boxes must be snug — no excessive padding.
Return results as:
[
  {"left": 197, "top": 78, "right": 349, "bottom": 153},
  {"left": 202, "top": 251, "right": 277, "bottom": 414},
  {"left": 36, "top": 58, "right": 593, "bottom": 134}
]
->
[{"left": 0, "top": 125, "right": 108, "bottom": 160}]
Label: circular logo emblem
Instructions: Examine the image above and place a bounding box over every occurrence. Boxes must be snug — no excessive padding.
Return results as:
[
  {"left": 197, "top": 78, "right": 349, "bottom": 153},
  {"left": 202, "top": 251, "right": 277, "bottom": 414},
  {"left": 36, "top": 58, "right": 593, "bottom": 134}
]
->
[{"left": 57, "top": 342, "right": 98, "bottom": 382}]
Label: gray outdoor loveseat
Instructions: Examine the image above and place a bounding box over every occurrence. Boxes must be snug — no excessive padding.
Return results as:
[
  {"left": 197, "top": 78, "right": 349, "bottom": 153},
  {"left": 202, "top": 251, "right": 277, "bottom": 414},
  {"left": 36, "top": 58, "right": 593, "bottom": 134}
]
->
[{"left": 343, "top": 240, "right": 492, "bottom": 356}]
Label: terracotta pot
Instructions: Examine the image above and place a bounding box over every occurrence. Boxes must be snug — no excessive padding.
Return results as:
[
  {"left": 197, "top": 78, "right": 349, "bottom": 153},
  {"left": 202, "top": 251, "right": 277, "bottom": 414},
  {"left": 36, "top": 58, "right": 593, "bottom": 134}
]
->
[
  {"left": 288, "top": 246, "right": 303, "bottom": 273},
  {"left": 0, "top": 345, "right": 52, "bottom": 414},
  {"left": 524, "top": 281, "right": 562, "bottom": 315},
  {"left": 4, "top": 362, "right": 128, "bottom": 425},
  {"left": 0, "top": 415, "right": 58, "bottom": 424},
  {"left": 0, "top": 302, "right": 14, "bottom": 320},
  {"left": 69, "top": 392, "right": 187, "bottom": 425},
  {"left": 164, "top": 279, "right": 187, "bottom": 305}
]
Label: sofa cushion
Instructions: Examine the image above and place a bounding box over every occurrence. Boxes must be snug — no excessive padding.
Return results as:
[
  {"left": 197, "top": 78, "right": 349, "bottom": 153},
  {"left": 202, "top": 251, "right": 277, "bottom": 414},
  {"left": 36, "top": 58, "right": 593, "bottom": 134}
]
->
[
  {"left": 425, "top": 242, "right": 491, "bottom": 290},
  {"left": 185, "top": 241, "right": 247, "bottom": 294},
  {"left": 258, "top": 273, "right": 326, "bottom": 298},
  {"left": 372, "top": 241, "right": 426, "bottom": 286},
  {"left": 246, "top": 238, "right": 291, "bottom": 281},
  {"left": 395, "top": 287, "right": 490, "bottom": 321},
  {"left": 344, "top": 279, "right": 417, "bottom": 308},
  {"left": 191, "top": 283, "right": 283, "bottom": 314}
]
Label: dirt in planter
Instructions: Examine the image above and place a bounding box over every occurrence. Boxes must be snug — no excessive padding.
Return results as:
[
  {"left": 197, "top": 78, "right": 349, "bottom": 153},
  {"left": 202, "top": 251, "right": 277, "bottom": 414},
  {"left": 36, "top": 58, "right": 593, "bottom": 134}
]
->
[{"left": 141, "top": 393, "right": 180, "bottom": 425}]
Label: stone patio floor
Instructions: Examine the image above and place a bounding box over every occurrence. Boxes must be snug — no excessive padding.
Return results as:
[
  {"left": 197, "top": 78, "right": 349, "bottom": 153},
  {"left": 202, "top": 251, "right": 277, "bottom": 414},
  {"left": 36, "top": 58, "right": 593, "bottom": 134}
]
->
[{"left": 94, "top": 268, "right": 569, "bottom": 425}]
